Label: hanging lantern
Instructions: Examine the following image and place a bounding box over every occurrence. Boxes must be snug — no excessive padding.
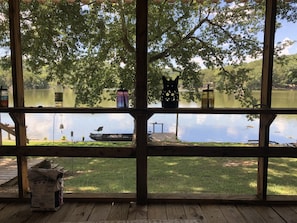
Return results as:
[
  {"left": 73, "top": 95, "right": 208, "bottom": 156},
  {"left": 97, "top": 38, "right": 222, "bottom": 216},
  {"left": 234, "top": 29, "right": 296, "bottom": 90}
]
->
[
  {"left": 0, "top": 86, "right": 8, "bottom": 107},
  {"left": 201, "top": 84, "right": 214, "bottom": 109},
  {"left": 161, "top": 76, "right": 179, "bottom": 109},
  {"left": 116, "top": 87, "right": 129, "bottom": 108},
  {"left": 59, "top": 123, "right": 64, "bottom": 130}
]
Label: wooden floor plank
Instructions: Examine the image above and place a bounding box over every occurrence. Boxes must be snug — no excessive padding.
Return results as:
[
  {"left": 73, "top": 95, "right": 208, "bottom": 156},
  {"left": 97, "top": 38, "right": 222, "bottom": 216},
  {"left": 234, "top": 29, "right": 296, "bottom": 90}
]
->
[
  {"left": 166, "top": 204, "right": 187, "bottom": 220},
  {"left": 88, "top": 203, "right": 112, "bottom": 221},
  {"left": 272, "top": 206, "right": 297, "bottom": 223},
  {"left": 0, "top": 202, "right": 296, "bottom": 222},
  {"left": 183, "top": 204, "right": 207, "bottom": 222},
  {"left": 106, "top": 202, "right": 130, "bottom": 220},
  {"left": 63, "top": 202, "right": 94, "bottom": 221},
  {"left": 288, "top": 205, "right": 297, "bottom": 214},
  {"left": 0, "top": 203, "right": 8, "bottom": 210},
  {"left": 253, "top": 206, "right": 286, "bottom": 223},
  {"left": 28, "top": 203, "right": 76, "bottom": 223},
  {"left": 219, "top": 205, "right": 247, "bottom": 222},
  {"left": 147, "top": 203, "right": 168, "bottom": 219},
  {"left": 24, "top": 208, "right": 53, "bottom": 223},
  {"left": 128, "top": 202, "right": 148, "bottom": 220},
  {"left": 0, "top": 203, "right": 33, "bottom": 223},
  {"left": 237, "top": 205, "right": 266, "bottom": 223},
  {"left": 200, "top": 204, "right": 227, "bottom": 223}
]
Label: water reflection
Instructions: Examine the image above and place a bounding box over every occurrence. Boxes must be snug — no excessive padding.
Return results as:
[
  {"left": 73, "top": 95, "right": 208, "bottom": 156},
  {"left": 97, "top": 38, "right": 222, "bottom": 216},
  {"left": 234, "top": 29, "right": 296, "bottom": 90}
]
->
[{"left": 0, "top": 89, "right": 296, "bottom": 144}]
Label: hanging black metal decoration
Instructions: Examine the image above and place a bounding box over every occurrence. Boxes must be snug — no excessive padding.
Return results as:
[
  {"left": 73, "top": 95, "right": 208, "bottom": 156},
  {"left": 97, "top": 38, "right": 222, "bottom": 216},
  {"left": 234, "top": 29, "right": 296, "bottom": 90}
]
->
[{"left": 161, "top": 76, "right": 179, "bottom": 108}]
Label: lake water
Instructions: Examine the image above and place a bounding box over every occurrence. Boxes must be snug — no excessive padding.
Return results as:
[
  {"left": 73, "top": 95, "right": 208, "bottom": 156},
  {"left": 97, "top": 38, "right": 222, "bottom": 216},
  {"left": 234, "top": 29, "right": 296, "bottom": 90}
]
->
[{"left": 1, "top": 89, "right": 297, "bottom": 144}]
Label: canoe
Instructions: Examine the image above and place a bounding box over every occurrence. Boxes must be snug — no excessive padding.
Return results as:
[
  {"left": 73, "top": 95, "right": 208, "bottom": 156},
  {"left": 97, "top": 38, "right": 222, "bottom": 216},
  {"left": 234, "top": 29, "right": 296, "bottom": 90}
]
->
[{"left": 89, "top": 133, "right": 133, "bottom": 141}]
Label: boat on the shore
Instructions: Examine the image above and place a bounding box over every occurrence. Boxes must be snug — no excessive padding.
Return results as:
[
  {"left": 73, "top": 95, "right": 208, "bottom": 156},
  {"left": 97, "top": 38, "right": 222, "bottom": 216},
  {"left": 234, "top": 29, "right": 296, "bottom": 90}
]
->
[{"left": 89, "top": 133, "right": 133, "bottom": 141}]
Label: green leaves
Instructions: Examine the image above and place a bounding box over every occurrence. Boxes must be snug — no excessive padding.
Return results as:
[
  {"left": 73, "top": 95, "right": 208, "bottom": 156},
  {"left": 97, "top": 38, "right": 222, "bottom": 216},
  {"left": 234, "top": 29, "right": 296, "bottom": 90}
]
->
[{"left": 0, "top": 1, "right": 296, "bottom": 107}]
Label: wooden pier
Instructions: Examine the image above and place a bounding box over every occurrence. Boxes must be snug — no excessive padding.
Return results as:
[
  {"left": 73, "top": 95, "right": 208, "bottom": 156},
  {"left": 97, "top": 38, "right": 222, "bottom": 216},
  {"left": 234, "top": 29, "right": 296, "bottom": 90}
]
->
[{"left": 0, "top": 158, "right": 44, "bottom": 186}]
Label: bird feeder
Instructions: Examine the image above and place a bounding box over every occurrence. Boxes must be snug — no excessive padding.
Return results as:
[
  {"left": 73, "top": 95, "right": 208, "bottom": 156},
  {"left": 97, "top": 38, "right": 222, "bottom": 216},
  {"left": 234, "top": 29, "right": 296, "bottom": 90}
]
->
[
  {"left": 0, "top": 86, "right": 8, "bottom": 107},
  {"left": 201, "top": 84, "right": 214, "bottom": 109},
  {"left": 116, "top": 87, "right": 129, "bottom": 108}
]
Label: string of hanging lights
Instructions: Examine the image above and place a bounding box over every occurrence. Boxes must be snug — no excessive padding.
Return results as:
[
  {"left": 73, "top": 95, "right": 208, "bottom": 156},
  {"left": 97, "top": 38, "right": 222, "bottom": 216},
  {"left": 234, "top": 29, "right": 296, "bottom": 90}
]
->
[{"left": 0, "top": 0, "right": 292, "bottom": 4}]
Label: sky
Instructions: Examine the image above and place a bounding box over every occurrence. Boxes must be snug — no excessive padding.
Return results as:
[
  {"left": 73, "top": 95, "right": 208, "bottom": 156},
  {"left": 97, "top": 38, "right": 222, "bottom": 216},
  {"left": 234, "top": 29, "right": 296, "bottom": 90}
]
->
[{"left": 275, "top": 20, "right": 297, "bottom": 55}]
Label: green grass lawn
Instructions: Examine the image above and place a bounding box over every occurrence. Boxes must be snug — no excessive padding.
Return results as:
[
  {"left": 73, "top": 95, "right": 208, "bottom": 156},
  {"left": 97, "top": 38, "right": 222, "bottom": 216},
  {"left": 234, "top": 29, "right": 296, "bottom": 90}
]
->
[
  {"left": 2, "top": 141, "right": 297, "bottom": 195},
  {"left": 49, "top": 156, "right": 297, "bottom": 195}
]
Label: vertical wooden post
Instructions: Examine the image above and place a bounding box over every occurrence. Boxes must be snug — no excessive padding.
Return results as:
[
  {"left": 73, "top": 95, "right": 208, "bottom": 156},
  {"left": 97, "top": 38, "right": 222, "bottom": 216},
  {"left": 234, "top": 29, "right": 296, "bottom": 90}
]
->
[
  {"left": 135, "top": 0, "right": 148, "bottom": 204},
  {"left": 8, "top": 0, "right": 29, "bottom": 198},
  {"left": 257, "top": 0, "right": 277, "bottom": 200}
]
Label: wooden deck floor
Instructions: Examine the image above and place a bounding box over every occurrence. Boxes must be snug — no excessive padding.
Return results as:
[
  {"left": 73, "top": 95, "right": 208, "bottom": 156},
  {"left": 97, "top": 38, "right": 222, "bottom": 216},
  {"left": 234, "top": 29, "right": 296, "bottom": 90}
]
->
[
  {"left": 0, "top": 158, "right": 44, "bottom": 186},
  {"left": 0, "top": 202, "right": 297, "bottom": 223}
]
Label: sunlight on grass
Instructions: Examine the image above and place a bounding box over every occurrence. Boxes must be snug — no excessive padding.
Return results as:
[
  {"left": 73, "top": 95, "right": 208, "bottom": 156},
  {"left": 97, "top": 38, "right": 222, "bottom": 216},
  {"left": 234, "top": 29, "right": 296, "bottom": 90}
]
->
[
  {"left": 267, "top": 158, "right": 297, "bottom": 195},
  {"left": 1, "top": 150, "right": 294, "bottom": 195},
  {"left": 268, "top": 184, "right": 297, "bottom": 195},
  {"left": 78, "top": 186, "right": 99, "bottom": 192}
]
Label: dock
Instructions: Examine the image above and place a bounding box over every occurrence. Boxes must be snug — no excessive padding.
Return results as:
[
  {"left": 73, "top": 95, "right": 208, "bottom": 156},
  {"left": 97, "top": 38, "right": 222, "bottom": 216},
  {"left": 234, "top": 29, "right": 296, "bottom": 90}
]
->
[
  {"left": 0, "top": 158, "right": 44, "bottom": 186},
  {"left": 151, "top": 133, "right": 177, "bottom": 142}
]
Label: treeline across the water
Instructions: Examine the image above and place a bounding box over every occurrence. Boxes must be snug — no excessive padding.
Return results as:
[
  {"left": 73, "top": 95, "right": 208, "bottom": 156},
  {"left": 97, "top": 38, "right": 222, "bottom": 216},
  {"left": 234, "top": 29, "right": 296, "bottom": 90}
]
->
[
  {"left": 203, "top": 54, "right": 297, "bottom": 90},
  {"left": 1, "top": 54, "right": 297, "bottom": 90}
]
